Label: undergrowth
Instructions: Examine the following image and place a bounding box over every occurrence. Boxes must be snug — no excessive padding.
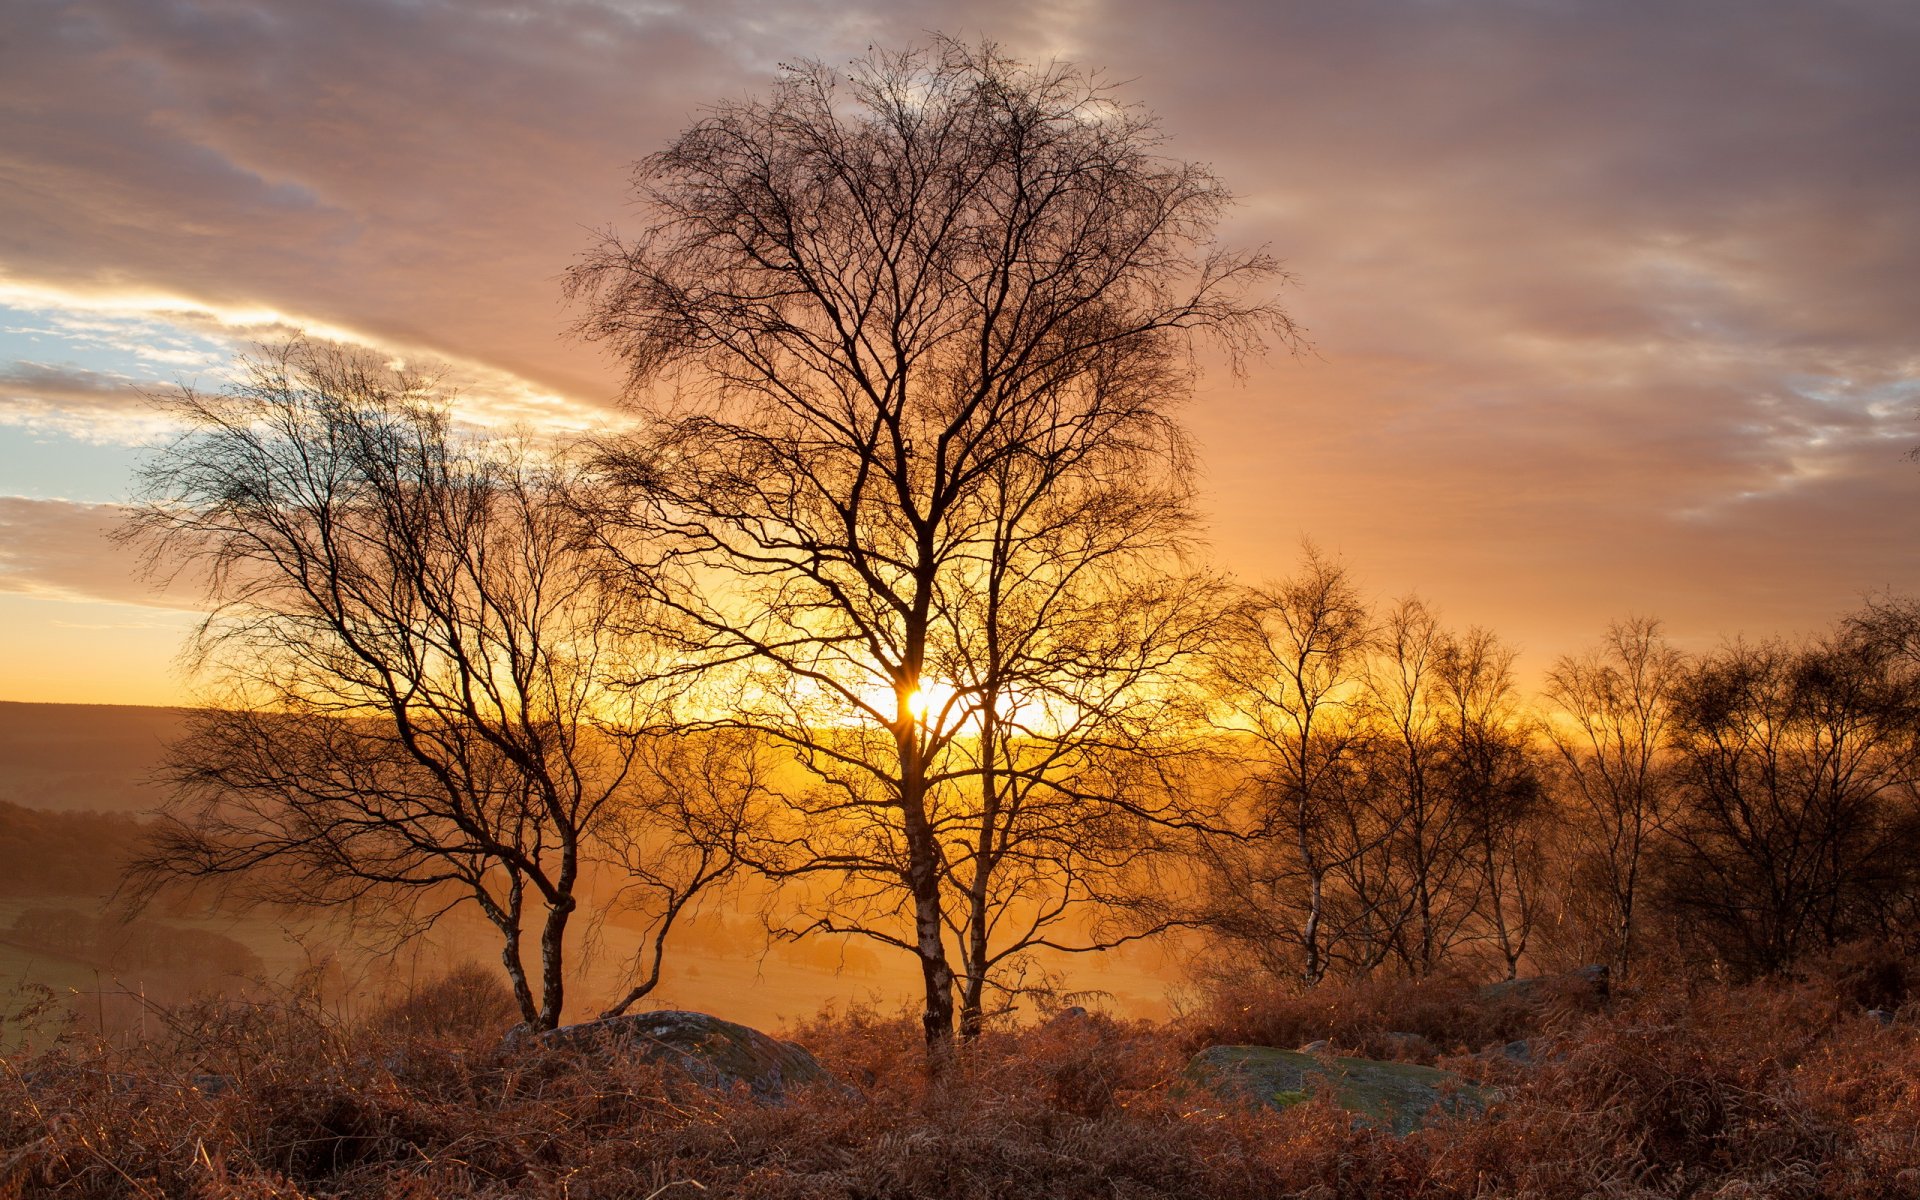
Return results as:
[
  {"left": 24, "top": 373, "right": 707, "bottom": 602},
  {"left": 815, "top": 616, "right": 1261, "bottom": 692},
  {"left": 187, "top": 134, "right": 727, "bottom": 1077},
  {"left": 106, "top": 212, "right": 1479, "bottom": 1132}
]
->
[{"left": 2, "top": 959, "right": 1916, "bottom": 1199}]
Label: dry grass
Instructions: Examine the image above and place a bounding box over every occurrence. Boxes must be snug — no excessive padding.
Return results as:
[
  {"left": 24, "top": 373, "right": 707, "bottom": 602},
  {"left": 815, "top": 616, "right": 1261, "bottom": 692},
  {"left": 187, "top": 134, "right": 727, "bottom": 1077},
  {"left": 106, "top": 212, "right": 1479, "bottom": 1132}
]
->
[
  {"left": 1180, "top": 971, "right": 1552, "bottom": 1063},
  {"left": 2, "top": 960, "right": 1916, "bottom": 1199}
]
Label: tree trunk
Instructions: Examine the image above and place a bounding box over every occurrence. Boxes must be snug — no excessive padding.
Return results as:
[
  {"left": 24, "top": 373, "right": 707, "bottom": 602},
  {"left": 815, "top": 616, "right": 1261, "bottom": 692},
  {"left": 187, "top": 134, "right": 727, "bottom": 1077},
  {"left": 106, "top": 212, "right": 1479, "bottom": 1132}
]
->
[
  {"left": 960, "top": 721, "right": 1002, "bottom": 1039},
  {"left": 898, "top": 712, "right": 956, "bottom": 1054},
  {"left": 1302, "top": 866, "right": 1325, "bottom": 985},
  {"left": 500, "top": 933, "right": 537, "bottom": 1028},
  {"left": 536, "top": 893, "right": 575, "bottom": 1031},
  {"left": 959, "top": 970, "right": 986, "bottom": 1039}
]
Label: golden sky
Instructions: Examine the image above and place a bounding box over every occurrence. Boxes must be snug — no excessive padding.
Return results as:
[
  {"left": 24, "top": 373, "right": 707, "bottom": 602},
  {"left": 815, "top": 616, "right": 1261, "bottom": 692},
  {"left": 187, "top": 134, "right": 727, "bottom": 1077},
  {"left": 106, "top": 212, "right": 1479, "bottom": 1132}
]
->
[{"left": 3, "top": 0, "right": 1918, "bottom": 704}]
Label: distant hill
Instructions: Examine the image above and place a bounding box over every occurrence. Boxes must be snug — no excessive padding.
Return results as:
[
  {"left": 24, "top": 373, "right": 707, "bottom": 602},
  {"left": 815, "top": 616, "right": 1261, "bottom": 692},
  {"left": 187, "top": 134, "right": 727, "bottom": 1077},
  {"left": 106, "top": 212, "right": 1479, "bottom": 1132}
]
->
[{"left": 0, "top": 701, "right": 186, "bottom": 813}]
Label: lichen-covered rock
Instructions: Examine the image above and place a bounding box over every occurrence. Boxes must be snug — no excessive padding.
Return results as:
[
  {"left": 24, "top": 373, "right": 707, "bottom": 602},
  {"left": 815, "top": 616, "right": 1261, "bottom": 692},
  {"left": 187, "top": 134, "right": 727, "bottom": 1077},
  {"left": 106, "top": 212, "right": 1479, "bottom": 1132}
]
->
[
  {"left": 1185, "top": 1045, "right": 1492, "bottom": 1135},
  {"left": 1479, "top": 964, "right": 1610, "bottom": 1005},
  {"left": 533, "top": 1011, "right": 839, "bottom": 1100}
]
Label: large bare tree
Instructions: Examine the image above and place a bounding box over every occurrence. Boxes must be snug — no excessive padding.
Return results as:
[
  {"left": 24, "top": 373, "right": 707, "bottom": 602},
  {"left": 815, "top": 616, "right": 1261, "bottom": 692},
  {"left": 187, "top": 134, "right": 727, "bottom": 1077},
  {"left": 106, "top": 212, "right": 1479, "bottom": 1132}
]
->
[
  {"left": 122, "top": 339, "right": 739, "bottom": 1030},
  {"left": 570, "top": 38, "right": 1289, "bottom": 1047}
]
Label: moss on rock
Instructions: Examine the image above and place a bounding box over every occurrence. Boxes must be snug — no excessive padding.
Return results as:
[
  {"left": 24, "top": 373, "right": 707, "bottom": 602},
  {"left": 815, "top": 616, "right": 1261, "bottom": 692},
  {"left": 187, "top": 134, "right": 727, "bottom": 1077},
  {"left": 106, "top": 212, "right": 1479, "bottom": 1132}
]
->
[
  {"left": 1184, "top": 1045, "right": 1492, "bottom": 1135},
  {"left": 535, "top": 1010, "right": 840, "bottom": 1100}
]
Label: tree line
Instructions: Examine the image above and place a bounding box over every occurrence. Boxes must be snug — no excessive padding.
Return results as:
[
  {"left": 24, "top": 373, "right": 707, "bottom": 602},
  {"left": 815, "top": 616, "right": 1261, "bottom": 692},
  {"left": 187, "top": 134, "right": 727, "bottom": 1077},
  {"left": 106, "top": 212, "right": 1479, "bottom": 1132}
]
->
[
  {"left": 117, "top": 39, "right": 1917, "bottom": 1056},
  {"left": 1196, "top": 554, "right": 1920, "bottom": 992}
]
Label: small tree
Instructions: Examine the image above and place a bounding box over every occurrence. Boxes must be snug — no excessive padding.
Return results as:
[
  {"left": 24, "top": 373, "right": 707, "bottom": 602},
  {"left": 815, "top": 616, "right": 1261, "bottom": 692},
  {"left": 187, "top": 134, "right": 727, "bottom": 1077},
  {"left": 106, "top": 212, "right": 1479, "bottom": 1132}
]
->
[
  {"left": 1433, "top": 626, "right": 1545, "bottom": 979},
  {"left": 123, "top": 339, "right": 738, "bottom": 1030},
  {"left": 571, "top": 38, "right": 1289, "bottom": 1047},
  {"left": 1360, "top": 596, "right": 1481, "bottom": 975},
  {"left": 1201, "top": 545, "right": 1380, "bottom": 984},
  {"left": 1541, "top": 617, "right": 1679, "bottom": 979}
]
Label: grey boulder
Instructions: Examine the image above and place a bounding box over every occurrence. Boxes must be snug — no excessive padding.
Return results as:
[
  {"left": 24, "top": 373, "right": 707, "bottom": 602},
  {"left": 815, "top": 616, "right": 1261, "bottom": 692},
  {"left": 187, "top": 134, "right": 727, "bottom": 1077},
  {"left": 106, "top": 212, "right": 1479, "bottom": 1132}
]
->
[
  {"left": 1186, "top": 1045, "right": 1493, "bottom": 1135},
  {"left": 529, "top": 1010, "right": 839, "bottom": 1100}
]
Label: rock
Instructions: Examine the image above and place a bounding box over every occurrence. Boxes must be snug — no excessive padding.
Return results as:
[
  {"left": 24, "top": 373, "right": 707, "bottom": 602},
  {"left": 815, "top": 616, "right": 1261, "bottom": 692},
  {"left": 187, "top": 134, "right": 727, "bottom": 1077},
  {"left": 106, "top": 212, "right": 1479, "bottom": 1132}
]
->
[
  {"left": 531, "top": 1010, "right": 839, "bottom": 1100},
  {"left": 1185, "top": 1045, "right": 1493, "bottom": 1135},
  {"left": 1480, "top": 964, "right": 1609, "bottom": 1005},
  {"left": 1867, "top": 1009, "right": 1895, "bottom": 1027},
  {"left": 1299, "top": 1038, "right": 1333, "bottom": 1054},
  {"left": 1377, "top": 1030, "right": 1438, "bottom": 1060},
  {"left": 1497, "top": 1038, "right": 1534, "bottom": 1064}
]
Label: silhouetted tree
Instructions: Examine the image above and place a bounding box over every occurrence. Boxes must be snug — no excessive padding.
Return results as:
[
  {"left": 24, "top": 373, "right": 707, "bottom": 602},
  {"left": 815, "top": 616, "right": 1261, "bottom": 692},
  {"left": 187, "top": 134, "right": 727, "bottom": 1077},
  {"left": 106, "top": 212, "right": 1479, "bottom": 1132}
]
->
[
  {"left": 1433, "top": 627, "right": 1545, "bottom": 979},
  {"left": 570, "top": 38, "right": 1289, "bottom": 1048},
  {"left": 122, "top": 339, "right": 739, "bottom": 1030},
  {"left": 1200, "top": 546, "right": 1381, "bottom": 983},
  {"left": 1361, "top": 597, "right": 1481, "bottom": 975},
  {"left": 1542, "top": 617, "right": 1679, "bottom": 979},
  {"left": 1660, "top": 629, "right": 1920, "bottom": 973}
]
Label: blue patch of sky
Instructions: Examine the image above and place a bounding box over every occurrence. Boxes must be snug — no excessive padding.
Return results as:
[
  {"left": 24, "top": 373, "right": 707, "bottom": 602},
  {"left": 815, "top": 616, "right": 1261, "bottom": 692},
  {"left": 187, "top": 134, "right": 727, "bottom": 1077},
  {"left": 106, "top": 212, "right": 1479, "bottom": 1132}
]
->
[
  {"left": 0, "top": 302, "right": 236, "bottom": 386},
  {"left": 0, "top": 426, "right": 150, "bottom": 504},
  {"left": 1, "top": 301, "right": 243, "bottom": 502},
  {"left": 1780, "top": 372, "right": 1920, "bottom": 434}
]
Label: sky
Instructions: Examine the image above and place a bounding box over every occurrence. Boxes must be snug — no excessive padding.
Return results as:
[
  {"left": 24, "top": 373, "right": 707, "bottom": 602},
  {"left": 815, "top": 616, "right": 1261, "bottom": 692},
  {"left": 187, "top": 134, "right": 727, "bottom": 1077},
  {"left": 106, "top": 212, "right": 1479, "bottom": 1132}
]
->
[{"left": 3, "top": 0, "right": 1918, "bottom": 705}]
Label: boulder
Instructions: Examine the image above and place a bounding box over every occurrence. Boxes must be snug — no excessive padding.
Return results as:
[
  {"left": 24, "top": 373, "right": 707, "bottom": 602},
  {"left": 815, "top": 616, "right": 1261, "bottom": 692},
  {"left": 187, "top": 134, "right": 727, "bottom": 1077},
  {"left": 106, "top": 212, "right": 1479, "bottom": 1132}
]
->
[
  {"left": 1377, "top": 1030, "right": 1438, "bottom": 1060},
  {"left": 531, "top": 1010, "right": 839, "bottom": 1100},
  {"left": 1479, "top": 964, "right": 1609, "bottom": 1005},
  {"left": 1185, "top": 1045, "right": 1492, "bottom": 1135}
]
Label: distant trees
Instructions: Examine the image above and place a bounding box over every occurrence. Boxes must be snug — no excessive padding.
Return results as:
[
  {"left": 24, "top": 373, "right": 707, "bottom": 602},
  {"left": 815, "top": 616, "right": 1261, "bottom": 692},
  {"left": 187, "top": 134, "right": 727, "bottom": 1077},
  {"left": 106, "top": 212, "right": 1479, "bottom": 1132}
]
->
[
  {"left": 123, "top": 339, "right": 741, "bottom": 1031},
  {"left": 1433, "top": 627, "right": 1545, "bottom": 980},
  {"left": 1197, "top": 566, "right": 1546, "bottom": 984},
  {"left": 570, "top": 38, "right": 1288, "bottom": 1047},
  {"left": 8, "top": 906, "right": 262, "bottom": 979},
  {"left": 1194, "top": 560, "right": 1920, "bottom": 989},
  {"left": 1659, "top": 629, "right": 1920, "bottom": 973},
  {"left": 1201, "top": 547, "right": 1378, "bottom": 984}
]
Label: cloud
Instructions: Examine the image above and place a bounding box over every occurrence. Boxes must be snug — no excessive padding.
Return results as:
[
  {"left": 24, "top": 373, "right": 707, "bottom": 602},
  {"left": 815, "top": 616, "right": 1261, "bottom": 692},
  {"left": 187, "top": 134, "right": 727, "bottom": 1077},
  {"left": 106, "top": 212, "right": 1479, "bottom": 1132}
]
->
[
  {"left": 0, "top": 285, "right": 610, "bottom": 441},
  {"left": 0, "top": 360, "right": 165, "bottom": 442},
  {"left": 1, "top": 0, "right": 1917, "bottom": 682},
  {"left": 0, "top": 495, "right": 197, "bottom": 608}
]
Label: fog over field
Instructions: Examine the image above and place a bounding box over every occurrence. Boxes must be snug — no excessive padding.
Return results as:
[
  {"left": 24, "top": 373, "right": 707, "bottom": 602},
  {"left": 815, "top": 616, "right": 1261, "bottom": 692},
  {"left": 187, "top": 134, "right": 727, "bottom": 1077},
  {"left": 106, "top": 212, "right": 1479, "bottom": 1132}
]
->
[{"left": 0, "top": 702, "right": 1176, "bottom": 1037}]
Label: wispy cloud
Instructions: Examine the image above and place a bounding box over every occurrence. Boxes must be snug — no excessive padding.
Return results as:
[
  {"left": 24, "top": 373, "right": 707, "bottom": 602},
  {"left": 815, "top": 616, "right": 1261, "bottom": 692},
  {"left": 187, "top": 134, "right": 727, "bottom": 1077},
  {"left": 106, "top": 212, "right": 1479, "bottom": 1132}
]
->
[{"left": 0, "top": 495, "right": 200, "bottom": 610}]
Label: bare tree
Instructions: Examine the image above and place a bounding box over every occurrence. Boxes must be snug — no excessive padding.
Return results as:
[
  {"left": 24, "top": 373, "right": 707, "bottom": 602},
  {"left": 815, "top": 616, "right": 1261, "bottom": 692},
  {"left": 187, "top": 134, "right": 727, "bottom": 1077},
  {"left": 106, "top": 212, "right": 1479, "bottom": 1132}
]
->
[
  {"left": 1357, "top": 596, "right": 1482, "bottom": 975},
  {"left": 570, "top": 38, "right": 1289, "bottom": 1047},
  {"left": 1541, "top": 617, "right": 1679, "bottom": 979},
  {"left": 1433, "top": 627, "right": 1545, "bottom": 980},
  {"left": 938, "top": 467, "right": 1224, "bottom": 1034},
  {"left": 1661, "top": 629, "right": 1920, "bottom": 973},
  {"left": 1201, "top": 545, "right": 1380, "bottom": 983},
  {"left": 122, "top": 339, "right": 736, "bottom": 1030}
]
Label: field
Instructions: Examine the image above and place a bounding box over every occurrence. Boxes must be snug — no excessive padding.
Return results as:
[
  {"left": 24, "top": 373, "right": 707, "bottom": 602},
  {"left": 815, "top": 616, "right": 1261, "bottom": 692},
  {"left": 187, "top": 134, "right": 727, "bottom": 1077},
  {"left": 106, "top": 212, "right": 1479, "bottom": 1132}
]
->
[
  {"left": 4, "top": 706, "right": 1917, "bottom": 1198},
  {"left": 0, "top": 703, "right": 1179, "bottom": 1041}
]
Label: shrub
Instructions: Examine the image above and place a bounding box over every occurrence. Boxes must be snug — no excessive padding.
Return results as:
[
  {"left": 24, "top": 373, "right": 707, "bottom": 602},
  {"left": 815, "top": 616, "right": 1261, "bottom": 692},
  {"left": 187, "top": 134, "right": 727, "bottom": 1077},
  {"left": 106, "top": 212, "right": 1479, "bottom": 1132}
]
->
[{"left": 367, "top": 962, "right": 520, "bottom": 1043}]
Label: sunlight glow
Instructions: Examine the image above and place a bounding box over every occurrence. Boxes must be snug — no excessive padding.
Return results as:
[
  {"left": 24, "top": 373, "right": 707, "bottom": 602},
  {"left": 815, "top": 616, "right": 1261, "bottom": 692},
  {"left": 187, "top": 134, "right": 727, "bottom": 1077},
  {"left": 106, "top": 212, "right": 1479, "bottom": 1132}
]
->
[{"left": 903, "top": 681, "right": 956, "bottom": 726}]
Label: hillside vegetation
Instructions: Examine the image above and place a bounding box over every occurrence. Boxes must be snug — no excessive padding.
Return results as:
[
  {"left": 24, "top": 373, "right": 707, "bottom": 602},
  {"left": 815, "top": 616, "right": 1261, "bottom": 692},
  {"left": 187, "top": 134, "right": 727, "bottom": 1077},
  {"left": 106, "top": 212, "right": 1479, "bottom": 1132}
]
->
[{"left": 3, "top": 954, "right": 1915, "bottom": 1199}]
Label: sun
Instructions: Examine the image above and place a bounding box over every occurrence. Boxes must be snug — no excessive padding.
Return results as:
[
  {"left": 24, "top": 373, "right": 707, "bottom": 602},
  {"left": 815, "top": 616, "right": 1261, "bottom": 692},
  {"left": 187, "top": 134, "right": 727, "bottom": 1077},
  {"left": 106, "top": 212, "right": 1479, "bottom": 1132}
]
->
[{"left": 900, "top": 679, "right": 959, "bottom": 726}]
